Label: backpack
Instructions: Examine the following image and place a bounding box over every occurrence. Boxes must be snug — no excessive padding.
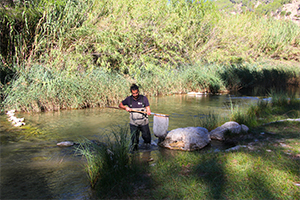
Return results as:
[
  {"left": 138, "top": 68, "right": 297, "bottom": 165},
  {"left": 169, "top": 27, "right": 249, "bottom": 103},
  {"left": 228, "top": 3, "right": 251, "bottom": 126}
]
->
[{"left": 129, "top": 95, "right": 149, "bottom": 126}]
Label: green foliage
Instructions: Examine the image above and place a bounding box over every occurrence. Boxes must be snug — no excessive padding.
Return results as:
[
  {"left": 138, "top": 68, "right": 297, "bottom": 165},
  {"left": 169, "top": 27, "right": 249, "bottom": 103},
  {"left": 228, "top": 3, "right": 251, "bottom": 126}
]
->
[
  {"left": 3, "top": 61, "right": 300, "bottom": 112},
  {"left": 280, "top": 10, "right": 286, "bottom": 16},
  {"left": 268, "top": 89, "right": 300, "bottom": 117}
]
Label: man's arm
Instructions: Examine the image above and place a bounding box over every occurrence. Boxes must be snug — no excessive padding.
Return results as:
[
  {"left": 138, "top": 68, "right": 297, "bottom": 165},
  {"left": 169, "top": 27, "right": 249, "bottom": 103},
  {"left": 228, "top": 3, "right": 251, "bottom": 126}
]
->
[{"left": 119, "top": 102, "right": 131, "bottom": 112}]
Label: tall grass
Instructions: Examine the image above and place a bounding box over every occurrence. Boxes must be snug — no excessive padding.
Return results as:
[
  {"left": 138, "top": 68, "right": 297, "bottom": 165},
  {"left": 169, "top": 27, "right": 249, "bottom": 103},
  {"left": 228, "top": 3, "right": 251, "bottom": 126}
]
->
[
  {"left": 195, "top": 111, "right": 227, "bottom": 131},
  {"left": 76, "top": 139, "right": 103, "bottom": 188},
  {"left": 76, "top": 125, "right": 132, "bottom": 188},
  {"left": 2, "top": 65, "right": 130, "bottom": 112},
  {"left": 3, "top": 61, "right": 300, "bottom": 112}
]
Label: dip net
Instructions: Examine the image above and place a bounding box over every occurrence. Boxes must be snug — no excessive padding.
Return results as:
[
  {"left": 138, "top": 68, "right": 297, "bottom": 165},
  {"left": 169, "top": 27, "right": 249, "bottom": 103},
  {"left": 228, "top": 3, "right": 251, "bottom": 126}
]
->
[{"left": 153, "top": 114, "right": 169, "bottom": 138}]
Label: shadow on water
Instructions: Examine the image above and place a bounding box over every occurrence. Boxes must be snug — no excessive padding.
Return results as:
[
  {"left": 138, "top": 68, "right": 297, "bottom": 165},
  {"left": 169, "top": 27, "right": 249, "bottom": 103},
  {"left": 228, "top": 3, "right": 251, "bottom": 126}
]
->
[
  {"left": 0, "top": 135, "right": 91, "bottom": 199},
  {"left": 219, "top": 65, "right": 299, "bottom": 96},
  {"left": 1, "top": 163, "right": 54, "bottom": 199}
]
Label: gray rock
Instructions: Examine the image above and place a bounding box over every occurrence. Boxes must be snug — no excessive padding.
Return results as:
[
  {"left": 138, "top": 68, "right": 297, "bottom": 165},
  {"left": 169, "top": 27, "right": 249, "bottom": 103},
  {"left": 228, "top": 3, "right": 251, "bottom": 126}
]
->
[
  {"left": 225, "top": 145, "right": 247, "bottom": 152},
  {"left": 57, "top": 141, "right": 75, "bottom": 147},
  {"left": 160, "top": 127, "right": 210, "bottom": 151},
  {"left": 210, "top": 121, "right": 249, "bottom": 141}
]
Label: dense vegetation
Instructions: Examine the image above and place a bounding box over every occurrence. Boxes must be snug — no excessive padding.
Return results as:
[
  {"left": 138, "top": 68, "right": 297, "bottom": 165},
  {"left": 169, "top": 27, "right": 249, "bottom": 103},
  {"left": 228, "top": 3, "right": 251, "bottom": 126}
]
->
[{"left": 1, "top": 0, "right": 300, "bottom": 112}]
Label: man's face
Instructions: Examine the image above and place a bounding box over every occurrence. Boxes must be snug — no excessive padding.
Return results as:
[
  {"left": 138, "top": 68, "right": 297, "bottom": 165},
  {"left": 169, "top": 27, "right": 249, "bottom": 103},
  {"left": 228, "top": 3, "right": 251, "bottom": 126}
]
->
[{"left": 131, "top": 89, "right": 139, "bottom": 99}]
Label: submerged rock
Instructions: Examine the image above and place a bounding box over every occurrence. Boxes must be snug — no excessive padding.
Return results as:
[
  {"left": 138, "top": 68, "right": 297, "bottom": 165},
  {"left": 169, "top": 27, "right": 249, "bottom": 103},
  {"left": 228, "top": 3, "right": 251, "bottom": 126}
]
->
[
  {"left": 57, "top": 141, "right": 75, "bottom": 147},
  {"left": 209, "top": 121, "right": 249, "bottom": 141},
  {"left": 225, "top": 145, "right": 247, "bottom": 152},
  {"left": 160, "top": 127, "right": 210, "bottom": 151}
]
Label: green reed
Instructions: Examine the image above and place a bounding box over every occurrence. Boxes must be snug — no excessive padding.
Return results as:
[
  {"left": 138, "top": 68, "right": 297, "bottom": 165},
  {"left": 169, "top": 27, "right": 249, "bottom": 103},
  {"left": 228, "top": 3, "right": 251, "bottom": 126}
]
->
[
  {"left": 194, "top": 111, "right": 228, "bottom": 131},
  {"left": 3, "top": 61, "right": 300, "bottom": 112},
  {"left": 2, "top": 65, "right": 130, "bottom": 111},
  {"left": 229, "top": 90, "right": 300, "bottom": 127},
  {"left": 76, "top": 139, "right": 103, "bottom": 188}
]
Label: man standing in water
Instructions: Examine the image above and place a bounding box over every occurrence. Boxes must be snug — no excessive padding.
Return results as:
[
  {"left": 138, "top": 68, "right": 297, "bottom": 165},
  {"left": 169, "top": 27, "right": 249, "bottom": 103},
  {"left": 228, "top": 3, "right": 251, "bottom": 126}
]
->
[{"left": 119, "top": 84, "right": 151, "bottom": 151}]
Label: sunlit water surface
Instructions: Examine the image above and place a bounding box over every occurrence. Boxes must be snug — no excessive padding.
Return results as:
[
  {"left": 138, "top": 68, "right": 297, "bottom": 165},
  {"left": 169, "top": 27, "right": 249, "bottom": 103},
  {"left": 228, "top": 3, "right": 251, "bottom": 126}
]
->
[{"left": 0, "top": 94, "right": 260, "bottom": 199}]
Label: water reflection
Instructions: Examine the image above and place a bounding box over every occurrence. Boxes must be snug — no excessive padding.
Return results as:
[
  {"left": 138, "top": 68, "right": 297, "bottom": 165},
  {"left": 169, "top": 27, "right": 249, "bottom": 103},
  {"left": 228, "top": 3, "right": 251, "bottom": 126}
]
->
[{"left": 0, "top": 94, "right": 260, "bottom": 199}]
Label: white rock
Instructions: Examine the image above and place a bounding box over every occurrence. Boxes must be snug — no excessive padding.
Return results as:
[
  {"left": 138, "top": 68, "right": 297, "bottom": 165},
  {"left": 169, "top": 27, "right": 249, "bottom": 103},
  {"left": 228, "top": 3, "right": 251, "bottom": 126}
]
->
[
  {"left": 57, "top": 141, "right": 75, "bottom": 147},
  {"left": 14, "top": 122, "right": 25, "bottom": 127},
  {"left": 160, "top": 127, "right": 210, "bottom": 151},
  {"left": 151, "top": 141, "right": 157, "bottom": 146},
  {"left": 6, "top": 110, "right": 16, "bottom": 116}
]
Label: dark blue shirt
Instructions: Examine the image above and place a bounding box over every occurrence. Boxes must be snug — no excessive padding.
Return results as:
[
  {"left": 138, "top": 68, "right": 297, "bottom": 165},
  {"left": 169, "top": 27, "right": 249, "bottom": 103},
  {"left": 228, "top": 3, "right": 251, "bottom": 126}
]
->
[{"left": 122, "top": 95, "right": 150, "bottom": 108}]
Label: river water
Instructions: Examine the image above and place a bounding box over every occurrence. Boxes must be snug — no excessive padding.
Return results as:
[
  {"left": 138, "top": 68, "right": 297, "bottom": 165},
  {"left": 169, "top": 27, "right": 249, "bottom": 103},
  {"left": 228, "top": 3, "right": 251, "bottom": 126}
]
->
[{"left": 0, "top": 94, "right": 260, "bottom": 199}]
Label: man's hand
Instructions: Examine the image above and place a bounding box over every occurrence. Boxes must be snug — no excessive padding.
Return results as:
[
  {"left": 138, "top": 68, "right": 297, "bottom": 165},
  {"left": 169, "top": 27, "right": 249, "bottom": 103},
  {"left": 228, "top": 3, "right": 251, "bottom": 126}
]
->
[
  {"left": 119, "top": 102, "right": 131, "bottom": 112},
  {"left": 146, "top": 106, "right": 151, "bottom": 115}
]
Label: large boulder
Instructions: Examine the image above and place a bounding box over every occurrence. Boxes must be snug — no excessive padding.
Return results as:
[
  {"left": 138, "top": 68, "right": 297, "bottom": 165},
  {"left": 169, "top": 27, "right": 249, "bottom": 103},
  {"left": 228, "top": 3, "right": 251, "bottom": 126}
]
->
[
  {"left": 210, "top": 121, "right": 249, "bottom": 141},
  {"left": 160, "top": 127, "right": 210, "bottom": 151}
]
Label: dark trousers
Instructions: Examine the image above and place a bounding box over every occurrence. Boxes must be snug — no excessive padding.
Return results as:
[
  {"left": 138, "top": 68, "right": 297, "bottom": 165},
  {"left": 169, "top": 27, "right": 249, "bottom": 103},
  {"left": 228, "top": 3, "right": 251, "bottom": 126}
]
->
[{"left": 130, "top": 123, "right": 151, "bottom": 147}]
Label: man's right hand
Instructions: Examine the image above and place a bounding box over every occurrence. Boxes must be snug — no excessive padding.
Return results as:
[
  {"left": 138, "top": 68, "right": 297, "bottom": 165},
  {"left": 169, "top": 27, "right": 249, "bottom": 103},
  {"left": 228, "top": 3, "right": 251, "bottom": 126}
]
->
[{"left": 125, "top": 107, "right": 131, "bottom": 112}]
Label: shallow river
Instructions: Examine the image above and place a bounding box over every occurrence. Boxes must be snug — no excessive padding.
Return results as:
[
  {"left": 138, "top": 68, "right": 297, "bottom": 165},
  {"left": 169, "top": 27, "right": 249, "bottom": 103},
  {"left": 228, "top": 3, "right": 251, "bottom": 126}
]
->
[{"left": 0, "top": 94, "right": 260, "bottom": 199}]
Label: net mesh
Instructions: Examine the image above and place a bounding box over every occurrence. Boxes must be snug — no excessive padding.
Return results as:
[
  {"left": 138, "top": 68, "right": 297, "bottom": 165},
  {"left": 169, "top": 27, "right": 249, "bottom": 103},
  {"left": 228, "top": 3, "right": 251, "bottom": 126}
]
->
[{"left": 153, "top": 115, "right": 169, "bottom": 138}]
